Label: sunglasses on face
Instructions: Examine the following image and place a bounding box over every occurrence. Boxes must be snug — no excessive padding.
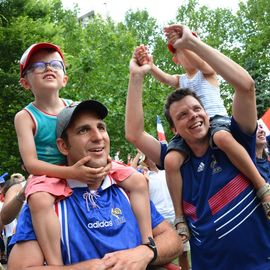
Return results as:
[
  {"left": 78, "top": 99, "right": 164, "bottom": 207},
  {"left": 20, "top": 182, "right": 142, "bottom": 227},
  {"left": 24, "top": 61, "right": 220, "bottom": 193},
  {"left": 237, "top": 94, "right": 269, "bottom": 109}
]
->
[{"left": 23, "top": 60, "right": 65, "bottom": 76}]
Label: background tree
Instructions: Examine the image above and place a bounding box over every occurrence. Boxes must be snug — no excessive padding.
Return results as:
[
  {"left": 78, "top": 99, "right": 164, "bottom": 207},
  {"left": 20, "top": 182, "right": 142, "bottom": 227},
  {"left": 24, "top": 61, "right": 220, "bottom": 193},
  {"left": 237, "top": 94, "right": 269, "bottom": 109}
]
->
[
  {"left": 236, "top": 0, "right": 270, "bottom": 117},
  {"left": 0, "top": 0, "right": 83, "bottom": 173},
  {"left": 0, "top": 0, "right": 269, "bottom": 175}
]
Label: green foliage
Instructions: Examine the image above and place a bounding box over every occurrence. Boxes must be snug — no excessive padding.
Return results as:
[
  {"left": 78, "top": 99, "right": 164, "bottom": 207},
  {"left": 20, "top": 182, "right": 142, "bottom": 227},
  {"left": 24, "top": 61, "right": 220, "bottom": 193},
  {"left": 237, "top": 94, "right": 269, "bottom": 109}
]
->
[
  {"left": 0, "top": 0, "right": 269, "bottom": 173},
  {"left": 236, "top": 0, "right": 270, "bottom": 116}
]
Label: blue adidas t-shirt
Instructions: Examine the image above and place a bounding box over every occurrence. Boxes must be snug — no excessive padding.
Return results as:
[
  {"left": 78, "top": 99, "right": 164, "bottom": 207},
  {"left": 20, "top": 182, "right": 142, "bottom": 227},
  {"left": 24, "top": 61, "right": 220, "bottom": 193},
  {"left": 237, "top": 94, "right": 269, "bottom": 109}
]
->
[
  {"left": 160, "top": 117, "right": 270, "bottom": 270},
  {"left": 10, "top": 176, "right": 164, "bottom": 264}
]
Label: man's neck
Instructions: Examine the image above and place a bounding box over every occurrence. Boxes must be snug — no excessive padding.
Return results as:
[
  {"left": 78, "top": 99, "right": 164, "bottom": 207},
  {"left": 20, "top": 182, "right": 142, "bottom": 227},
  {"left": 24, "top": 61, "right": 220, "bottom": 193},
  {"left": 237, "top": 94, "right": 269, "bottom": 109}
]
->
[
  {"left": 87, "top": 178, "right": 105, "bottom": 191},
  {"left": 187, "top": 139, "right": 209, "bottom": 157}
]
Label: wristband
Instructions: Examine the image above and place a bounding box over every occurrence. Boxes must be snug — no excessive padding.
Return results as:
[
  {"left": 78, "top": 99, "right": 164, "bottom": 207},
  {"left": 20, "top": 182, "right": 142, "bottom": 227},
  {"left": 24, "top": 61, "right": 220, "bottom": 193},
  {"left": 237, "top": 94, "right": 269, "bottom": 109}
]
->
[{"left": 142, "top": 237, "right": 158, "bottom": 266}]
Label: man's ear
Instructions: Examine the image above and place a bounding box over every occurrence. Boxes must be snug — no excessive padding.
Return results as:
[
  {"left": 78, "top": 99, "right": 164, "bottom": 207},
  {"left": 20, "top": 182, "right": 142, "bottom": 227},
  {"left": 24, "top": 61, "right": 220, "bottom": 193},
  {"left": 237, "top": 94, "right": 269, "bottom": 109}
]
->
[
  {"left": 171, "top": 126, "right": 177, "bottom": 135},
  {"left": 56, "top": 138, "right": 69, "bottom": 156},
  {"left": 19, "top": 78, "right": 31, "bottom": 90}
]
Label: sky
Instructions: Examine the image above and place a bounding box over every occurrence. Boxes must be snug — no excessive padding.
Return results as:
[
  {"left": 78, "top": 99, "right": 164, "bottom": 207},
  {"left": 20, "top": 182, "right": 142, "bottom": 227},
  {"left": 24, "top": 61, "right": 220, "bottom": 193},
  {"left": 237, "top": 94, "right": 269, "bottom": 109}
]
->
[{"left": 61, "top": 0, "right": 244, "bottom": 24}]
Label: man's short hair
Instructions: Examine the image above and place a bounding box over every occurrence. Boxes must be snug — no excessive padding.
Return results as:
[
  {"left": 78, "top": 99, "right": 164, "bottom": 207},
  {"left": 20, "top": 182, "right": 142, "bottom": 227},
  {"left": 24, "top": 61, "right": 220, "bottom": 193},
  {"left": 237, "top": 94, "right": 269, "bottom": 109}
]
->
[{"left": 164, "top": 88, "right": 204, "bottom": 128}]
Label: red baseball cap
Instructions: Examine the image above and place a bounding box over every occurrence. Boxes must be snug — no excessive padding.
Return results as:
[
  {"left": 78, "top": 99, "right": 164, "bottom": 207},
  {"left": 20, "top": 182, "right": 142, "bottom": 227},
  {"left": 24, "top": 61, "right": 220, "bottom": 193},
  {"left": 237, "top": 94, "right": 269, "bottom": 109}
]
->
[
  {"left": 20, "top": 42, "right": 65, "bottom": 78},
  {"left": 167, "top": 31, "right": 199, "bottom": 54}
]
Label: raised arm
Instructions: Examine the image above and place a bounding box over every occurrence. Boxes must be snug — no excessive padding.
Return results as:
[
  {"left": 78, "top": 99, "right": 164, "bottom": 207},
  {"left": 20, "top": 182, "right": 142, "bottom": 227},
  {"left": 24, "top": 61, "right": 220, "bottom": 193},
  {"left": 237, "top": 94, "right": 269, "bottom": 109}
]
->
[
  {"left": 165, "top": 24, "right": 256, "bottom": 134},
  {"left": 182, "top": 49, "right": 216, "bottom": 77},
  {"left": 125, "top": 48, "right": 162, "bottom": 166},
  {"left": 165, "top": 25, "right": 215, "bottom": 77},
  {"left": 150, "top": 64, "right": 179, "bottom": 89},
  {"left": 1, "top": 183, "right": 25, "bottom": 225},
  {"left": 136, "top": 44, "right": 179, "bottom": 89}
]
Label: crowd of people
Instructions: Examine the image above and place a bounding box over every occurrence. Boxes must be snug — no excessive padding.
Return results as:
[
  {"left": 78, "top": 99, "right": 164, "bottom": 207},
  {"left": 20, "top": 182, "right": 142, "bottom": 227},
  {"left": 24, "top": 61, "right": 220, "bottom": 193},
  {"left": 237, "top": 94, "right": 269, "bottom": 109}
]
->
[
  {"left": 0, "top": 23, "right": 269, "bottom": 270},
  {"left": 0, "top": 172, "right": 27, "bottom": 269}
]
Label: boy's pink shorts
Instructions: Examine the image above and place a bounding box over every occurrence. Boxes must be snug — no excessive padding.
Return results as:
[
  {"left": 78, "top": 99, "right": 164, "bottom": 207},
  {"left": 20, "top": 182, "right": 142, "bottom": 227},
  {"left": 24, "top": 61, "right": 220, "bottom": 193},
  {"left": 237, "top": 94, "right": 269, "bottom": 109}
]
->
[
  {"left": 25, "top": 161, "right": 135, "bottom": 201},
  {"left": 110, "top": 161, "right": 136, "bottom": 182},
  {"left": 25, "top": 175, "right": 72, "bottom": 202}
]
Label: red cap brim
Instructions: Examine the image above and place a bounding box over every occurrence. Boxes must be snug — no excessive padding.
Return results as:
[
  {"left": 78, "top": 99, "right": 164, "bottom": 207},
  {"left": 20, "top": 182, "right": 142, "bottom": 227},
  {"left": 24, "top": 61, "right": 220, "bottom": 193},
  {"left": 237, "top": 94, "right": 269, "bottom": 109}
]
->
[{"left": 20, "top": 42, "right": 65, "bottom": 77}]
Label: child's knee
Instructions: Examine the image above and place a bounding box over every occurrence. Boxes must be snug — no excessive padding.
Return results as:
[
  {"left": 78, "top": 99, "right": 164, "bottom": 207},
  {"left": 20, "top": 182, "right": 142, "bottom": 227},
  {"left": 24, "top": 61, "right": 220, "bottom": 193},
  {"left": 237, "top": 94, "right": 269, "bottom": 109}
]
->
[
  {"left": 165, "top": 151, "right": 185, "bottom": 171},
  {"left": 123, "top": 173, "right": 148, "bottom": 193},
  {"left": 213, "top": 130, "right": 233, "bottom": 150},
  {"left": 135, "top": 174, "right": 148, "bottom": 192},
  {"left": 28, "top": 192, "right": 55, "bottom": 211}
]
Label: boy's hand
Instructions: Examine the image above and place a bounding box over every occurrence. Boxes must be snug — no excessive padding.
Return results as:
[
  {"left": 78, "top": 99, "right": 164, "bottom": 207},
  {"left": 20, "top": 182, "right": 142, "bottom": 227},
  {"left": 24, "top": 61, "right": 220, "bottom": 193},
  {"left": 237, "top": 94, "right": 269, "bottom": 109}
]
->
[
  {"left": 135, "top": 44, "right": 151, "bottom": 66},
  {"left": 164, "top": 26, "right": 181, "bottom": 47},
  {"left": 70, "top": 156, "right": 112, "bottom": 184},
  {"left": 164, "top": 24, "right": 196, "bottom": 50},
  {"left": 102, "top": 246, "right": 149, "bottom": 270},
  {"left": 129, "top": 46, "right": 152, "bottom": 76}
]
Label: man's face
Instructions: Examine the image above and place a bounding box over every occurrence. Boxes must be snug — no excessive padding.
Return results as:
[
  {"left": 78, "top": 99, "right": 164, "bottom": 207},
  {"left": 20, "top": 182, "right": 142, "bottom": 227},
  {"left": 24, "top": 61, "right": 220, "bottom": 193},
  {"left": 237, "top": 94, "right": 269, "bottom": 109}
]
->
[
  {"left": 169, "top": 95, "right": 210, "bottom": 145},
  {"left": 63, "top": 111, "right": 110, "bottom": 168}
]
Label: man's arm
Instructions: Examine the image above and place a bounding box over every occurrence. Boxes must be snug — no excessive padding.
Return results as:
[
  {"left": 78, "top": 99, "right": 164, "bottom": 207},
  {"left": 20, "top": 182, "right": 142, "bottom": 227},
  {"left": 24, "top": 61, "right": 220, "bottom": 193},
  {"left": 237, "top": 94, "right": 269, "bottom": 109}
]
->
[
  {"left": 135, "top": 44, "right": 179, "bottom": 89},
  {"left": 182, "top": 49, "right": 216, "bottom": 76},
  {"left": 103, "top": 220, "right": 182, "bottom": 269},
  {"left": 166, "top": 25, "right": 216, "bottom": 77},
  {"left": 8, "top": 241, "right": 116, "bottom": 270},
  {"left": 152, "top": 220, "right": 182, "bottom": 265},
  {"left": 8, "top": 220, "right": 181, "bottom": 270},
  {"left": 1, "top": 183, "right": 25, "bottom": 225},
  {"left": 125, "top": 48, "right": 163, "bottom": 166},
  {"left": 165, "top": 24, "right": 256, "bottom": 134}
]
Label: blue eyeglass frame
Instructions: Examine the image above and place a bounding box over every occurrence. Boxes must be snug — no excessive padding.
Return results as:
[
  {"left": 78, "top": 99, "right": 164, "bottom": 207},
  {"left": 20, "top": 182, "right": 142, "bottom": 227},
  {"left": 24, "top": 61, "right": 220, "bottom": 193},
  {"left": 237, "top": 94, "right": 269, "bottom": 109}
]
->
[{"left": 23, "top": 60, "right": 66, "bottom": 76}]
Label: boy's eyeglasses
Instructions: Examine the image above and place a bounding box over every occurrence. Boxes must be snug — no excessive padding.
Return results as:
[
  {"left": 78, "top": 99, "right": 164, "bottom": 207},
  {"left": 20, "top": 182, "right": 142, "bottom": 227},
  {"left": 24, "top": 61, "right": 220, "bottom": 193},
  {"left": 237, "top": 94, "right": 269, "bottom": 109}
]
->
[{"left": 23, "top": 60, "right": 65, "bottom": 76}]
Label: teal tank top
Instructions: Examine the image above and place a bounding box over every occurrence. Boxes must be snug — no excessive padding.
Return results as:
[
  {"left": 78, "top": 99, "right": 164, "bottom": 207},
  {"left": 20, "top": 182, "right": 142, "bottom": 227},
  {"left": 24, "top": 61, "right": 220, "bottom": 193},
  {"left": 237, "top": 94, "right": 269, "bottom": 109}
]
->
[{"left": 24, "top": 99, "right": 73, "bottom": 165}]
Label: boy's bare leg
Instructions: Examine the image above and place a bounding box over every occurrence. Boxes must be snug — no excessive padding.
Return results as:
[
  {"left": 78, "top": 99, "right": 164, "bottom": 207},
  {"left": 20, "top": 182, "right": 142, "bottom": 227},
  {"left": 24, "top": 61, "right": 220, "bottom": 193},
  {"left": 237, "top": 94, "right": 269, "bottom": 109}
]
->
[
  {"left": 119, "top": 173, "right": 153, "bottom": 243},
  {"left": 165, "top": 151, "right": 189, "bottom": 241},
  {"left": 28, "top": 192, "right": 63, "bottom": 265},
  {"left": 214, "top": 130, "right": 270, "bottom": 218}
]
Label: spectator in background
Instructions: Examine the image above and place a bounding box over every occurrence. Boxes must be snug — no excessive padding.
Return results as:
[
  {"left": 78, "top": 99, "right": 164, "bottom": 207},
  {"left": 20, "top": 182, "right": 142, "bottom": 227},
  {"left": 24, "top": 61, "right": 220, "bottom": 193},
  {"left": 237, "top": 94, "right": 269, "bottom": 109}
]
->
[
  {"left": 1, "top": 173, "right": 27, "bottom": 259},
  {"left": 114, "top": 150, "right": 121, "bottom": 162},
  {"left": 9, "top": 173, "right": 25, "bottom": 183},
  {"left": 132, "top": 150, "right": 190, "bottom": 270},
  {"left": 256, "top": 123, "right": 270, "bottom": 182},
  {"left": 267, "top": 134, "right": 270, "bottom": 158},
  {"left": 0, "top": 177, "right": 7, "bottom": 265},
  {"left": 127, "top": 153, "right": 133, "bottom": 166}
]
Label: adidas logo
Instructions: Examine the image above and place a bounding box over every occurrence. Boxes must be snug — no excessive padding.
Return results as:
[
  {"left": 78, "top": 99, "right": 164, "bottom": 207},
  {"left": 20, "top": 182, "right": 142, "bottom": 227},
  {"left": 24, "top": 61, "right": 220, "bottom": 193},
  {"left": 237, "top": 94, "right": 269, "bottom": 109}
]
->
[{"left": 197, "top": 162, "right": 205, "bottom": 172}]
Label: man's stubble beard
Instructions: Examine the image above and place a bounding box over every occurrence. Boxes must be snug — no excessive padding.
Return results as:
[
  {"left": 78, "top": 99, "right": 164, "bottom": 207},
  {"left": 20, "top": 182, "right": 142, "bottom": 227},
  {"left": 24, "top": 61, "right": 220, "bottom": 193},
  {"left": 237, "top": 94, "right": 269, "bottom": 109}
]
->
[{"left": 85, "top": 156, "right": 108, "bottom": 169}]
